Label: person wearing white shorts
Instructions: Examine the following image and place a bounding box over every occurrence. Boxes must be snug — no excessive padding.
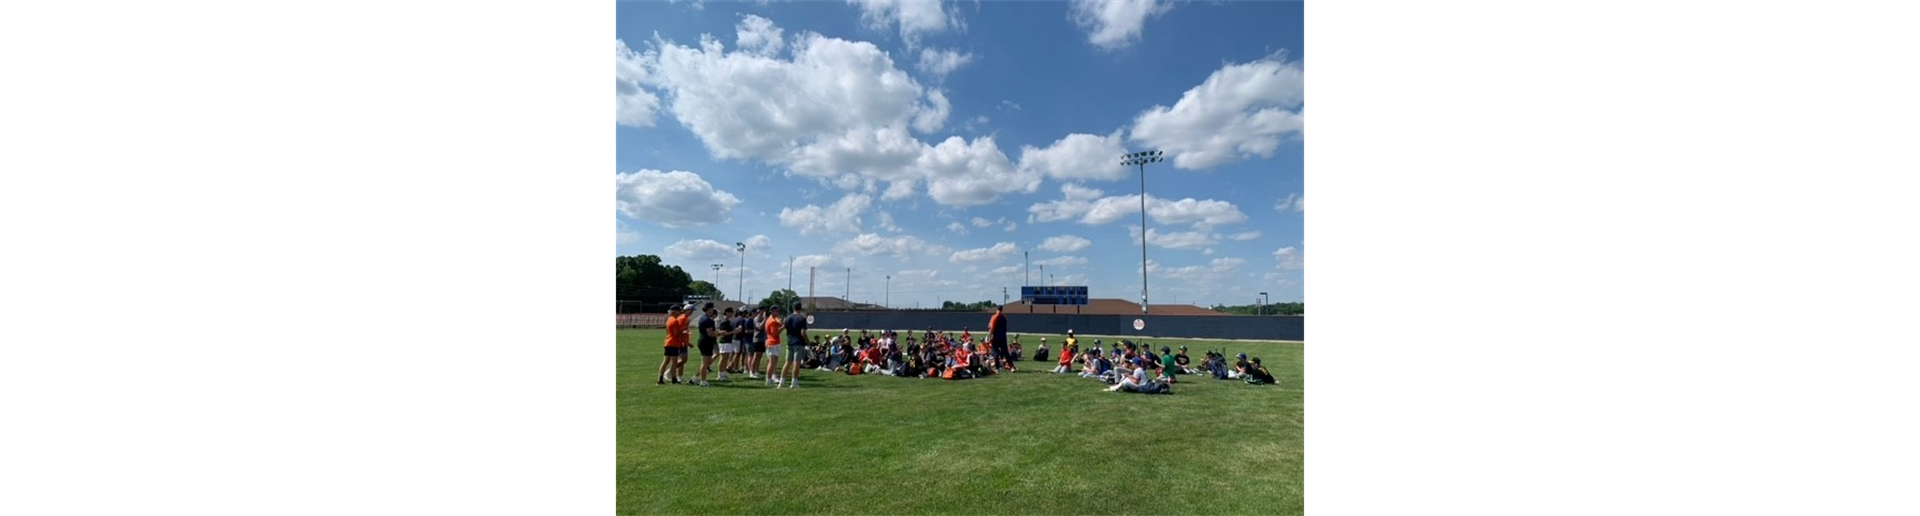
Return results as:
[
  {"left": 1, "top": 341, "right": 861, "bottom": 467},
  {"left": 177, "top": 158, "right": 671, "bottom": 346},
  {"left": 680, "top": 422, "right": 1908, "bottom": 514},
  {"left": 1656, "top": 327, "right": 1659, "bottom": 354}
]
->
[{"left": 715, "top": 307, "right": 739, "bottom": 381}]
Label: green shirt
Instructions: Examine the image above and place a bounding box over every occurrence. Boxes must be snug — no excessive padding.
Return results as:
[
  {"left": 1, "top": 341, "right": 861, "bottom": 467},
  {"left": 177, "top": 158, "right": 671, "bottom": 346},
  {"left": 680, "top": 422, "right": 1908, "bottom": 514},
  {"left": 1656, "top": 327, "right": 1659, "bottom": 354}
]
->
[{"left": 1161, "top": 354, "right": 1179, "bottom": 376}]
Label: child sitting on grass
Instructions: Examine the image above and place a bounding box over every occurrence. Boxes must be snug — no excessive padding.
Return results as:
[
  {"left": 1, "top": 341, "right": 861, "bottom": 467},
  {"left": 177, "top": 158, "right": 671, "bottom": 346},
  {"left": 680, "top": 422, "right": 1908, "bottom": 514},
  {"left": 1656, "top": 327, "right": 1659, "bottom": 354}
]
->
[{"left": 1244, "top": 357, "right": 1277, "bottom": 385}]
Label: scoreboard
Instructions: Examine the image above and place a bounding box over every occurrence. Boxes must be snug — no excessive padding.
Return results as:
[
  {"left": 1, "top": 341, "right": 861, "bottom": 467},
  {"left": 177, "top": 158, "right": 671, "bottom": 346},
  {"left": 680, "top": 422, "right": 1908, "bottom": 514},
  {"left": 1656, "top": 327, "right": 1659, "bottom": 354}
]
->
[{"left": 1022, "top": 286, "right": 1088, "bottom": 306}]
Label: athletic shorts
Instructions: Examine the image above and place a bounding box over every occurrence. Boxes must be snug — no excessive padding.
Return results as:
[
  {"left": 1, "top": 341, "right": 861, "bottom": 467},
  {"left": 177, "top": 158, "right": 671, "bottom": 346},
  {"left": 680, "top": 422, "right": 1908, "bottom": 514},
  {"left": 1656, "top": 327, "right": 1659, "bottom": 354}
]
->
[
  {"left": 750, "top": 341, "right": 767, "bottom": 354},
  {"left": 663, "top": 346, "right": 686, "bottom": 357},
  {"left": 697, "top": 341, "right": 716, "bottom": 357},
  {"left": 719, "top": 342, "right": 739, "bottom": 354},
  {"left": 786, "top": 345, "right": 807, "bottom": 361}
]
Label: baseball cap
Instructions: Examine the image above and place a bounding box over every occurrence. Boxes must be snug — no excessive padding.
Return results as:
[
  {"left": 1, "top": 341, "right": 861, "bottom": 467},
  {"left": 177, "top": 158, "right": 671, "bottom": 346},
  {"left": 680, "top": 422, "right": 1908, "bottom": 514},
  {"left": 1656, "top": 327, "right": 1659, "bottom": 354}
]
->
[
  {"left": 1161, "top": 346, "right": 1171, "bottom": 353},
  {"left": 1237, "top": 353, "right": 1247, "bottom": 359}
]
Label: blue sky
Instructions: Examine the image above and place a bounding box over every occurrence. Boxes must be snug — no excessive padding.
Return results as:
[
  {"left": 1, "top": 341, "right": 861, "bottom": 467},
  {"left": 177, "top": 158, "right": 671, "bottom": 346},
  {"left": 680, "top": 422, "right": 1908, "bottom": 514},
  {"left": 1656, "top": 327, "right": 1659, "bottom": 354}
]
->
[{"left": 617, "top": 0, "right": 1303, "bottom": 309}]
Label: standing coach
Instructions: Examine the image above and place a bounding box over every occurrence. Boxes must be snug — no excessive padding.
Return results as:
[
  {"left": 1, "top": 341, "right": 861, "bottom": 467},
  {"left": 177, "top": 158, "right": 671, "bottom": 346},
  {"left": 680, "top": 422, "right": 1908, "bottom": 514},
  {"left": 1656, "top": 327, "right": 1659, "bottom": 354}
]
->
[{"left": 988, "top": 305, "right": 1011, "bottom": 371}]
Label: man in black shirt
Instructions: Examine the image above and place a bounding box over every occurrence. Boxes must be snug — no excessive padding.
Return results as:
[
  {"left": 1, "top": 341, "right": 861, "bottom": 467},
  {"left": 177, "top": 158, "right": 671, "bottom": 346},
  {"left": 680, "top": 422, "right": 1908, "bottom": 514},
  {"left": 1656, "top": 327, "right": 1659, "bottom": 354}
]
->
[
  {"left": 694, "top": 302, "right": 721, "bottom": 387},
  {"left": 778, "top": 303, "right": 809, "bottom": 389}
]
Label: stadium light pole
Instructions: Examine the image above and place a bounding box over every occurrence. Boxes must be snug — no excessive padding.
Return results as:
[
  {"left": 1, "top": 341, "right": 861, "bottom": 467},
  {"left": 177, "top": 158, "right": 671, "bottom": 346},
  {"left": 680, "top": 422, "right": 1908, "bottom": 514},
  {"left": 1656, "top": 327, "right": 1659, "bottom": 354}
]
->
[
  {"left": 1039, "top": 265, "right": 1045, "bottom": 287},
  {"left": 710, "top": 264, "right": 724, "bottom": 300},
  {"left": 886, "top": 274, "right": 891, "bottom": 309},
  {"left": 1123, "top": 150, "right": 1163, "bottom": 314},
  {"left": 1260, "top": 291, "right": 1270, "bottom": 316},
  {"left": 735, "top": 242, "right": 746, "bottom": 304}
]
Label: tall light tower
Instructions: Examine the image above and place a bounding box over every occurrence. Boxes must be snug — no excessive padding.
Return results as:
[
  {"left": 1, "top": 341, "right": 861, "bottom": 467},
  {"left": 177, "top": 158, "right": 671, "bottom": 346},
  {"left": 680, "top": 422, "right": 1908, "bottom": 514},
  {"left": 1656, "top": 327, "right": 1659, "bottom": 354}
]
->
[
  {"left": 1122, "top": 150, "right": 1164, "bottom": 314},
  {"left": 885, "top": 274, "right": 891, "bottom": 309},
  {"left": 1260, "top": 291, "right": 1270, "bottom": 316},
  {"left": 735, "top": 242, "right": 746, "bottom": 304},
  {"left": 846, "top": 267, "right": 852, "bottom": 307},
  {"left": 710, "top": 263, "right": 724, "bottom": 300}
]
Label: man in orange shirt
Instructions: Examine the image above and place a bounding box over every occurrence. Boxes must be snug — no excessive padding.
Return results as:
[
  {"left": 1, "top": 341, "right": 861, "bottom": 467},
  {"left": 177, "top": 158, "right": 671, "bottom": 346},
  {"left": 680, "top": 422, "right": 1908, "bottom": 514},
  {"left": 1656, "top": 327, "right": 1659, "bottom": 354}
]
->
[
  {"left": 761, "top": 306, "right": 785, "bottom": 386},
  {"left": 658, "top": 303, "right": 691, "bottom": 385},
  {"left": 987, "top": 305, "right": 1011, "bottom": 372}
]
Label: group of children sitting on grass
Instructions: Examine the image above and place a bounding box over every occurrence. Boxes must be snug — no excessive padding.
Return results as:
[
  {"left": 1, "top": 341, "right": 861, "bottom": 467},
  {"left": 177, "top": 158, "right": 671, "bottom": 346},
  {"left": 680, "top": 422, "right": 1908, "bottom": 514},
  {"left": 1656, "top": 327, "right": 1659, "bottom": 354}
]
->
[{"left": 756, "top": 327, "right": 1279, "bottom": 393}]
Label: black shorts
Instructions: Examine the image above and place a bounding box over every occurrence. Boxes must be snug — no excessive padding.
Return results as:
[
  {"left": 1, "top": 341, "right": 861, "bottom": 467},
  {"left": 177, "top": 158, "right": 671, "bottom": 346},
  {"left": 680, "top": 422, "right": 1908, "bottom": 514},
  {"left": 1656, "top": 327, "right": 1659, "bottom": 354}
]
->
[
  {"left": 749, "top": 341, "right": 767, "bottom": 354},
  {"left": 663, "top": 347, "right": 686, "bottom": 357},
  {"left": 697, "top": 341, "right": 716, "bottom": 357}
]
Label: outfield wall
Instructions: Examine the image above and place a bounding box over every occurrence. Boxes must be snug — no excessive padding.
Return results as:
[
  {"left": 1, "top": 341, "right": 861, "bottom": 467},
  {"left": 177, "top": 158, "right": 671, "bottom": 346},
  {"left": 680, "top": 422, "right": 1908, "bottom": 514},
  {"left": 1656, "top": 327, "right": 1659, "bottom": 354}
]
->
[{"left": 805, "top": 312, "right": 1303, "bottom": 341}]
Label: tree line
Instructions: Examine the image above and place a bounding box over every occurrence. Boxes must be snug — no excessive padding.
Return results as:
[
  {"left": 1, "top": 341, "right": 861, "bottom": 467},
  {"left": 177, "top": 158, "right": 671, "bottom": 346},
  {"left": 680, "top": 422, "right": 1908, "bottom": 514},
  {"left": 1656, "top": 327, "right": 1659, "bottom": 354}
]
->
[{"left": 1209, "top": 302, "right": 1305, "bottom": 316}]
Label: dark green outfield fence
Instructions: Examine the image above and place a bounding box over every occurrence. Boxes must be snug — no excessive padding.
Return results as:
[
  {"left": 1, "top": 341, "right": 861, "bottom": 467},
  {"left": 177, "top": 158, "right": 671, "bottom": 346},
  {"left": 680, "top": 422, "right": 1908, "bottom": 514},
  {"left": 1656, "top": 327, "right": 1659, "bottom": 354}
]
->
[{"left": 805, "top": 312, "right": 1303, "bottom": 341}]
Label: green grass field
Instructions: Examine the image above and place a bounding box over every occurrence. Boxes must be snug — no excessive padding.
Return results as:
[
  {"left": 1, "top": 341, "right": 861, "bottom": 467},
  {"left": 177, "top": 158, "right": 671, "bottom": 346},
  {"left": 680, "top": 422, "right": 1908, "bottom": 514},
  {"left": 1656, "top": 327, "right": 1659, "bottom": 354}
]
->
[{"left": 618, "top": 328, "right": 1303, "bottom": 516}]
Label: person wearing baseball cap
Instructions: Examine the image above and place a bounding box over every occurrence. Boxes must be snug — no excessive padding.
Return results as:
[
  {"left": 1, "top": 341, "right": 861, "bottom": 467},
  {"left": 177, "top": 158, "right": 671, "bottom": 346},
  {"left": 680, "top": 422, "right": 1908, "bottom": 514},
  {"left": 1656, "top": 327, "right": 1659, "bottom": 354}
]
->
[
  {"left": 1108, "top": 357, "right": 1151, "bottom": 393},
  {"left": 1231, "top": 353, "right": 1252, "bottom": 379},
  {"left": 658, "top": 303, "right": 692, "bottom": 385},
  {"left": 1244, "top": 357, "right": 1277, "bottom": 386},
  {"left": 1157, "top": 345, "right": 1180, "bottom": 384}
]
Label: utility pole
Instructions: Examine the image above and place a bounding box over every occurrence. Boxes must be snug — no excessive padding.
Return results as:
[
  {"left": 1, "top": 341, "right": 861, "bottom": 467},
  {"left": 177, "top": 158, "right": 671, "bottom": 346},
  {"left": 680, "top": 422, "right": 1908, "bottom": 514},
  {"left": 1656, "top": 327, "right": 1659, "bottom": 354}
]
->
[
  {"left": 846, "top": 267, "right": 851, "bottom": 307},
  {"left": 1024, "top": 251, "right": 1030, "bottom": 288},
  {"left": 886, "top": 275, "right": 891, "bottom": 309},
  {"left": 710, "top": 264, "right": 723, "bottom": 300},
  {"left": 787, "top": 256, "right": 794, "bottom": 292},
  {"left": 735, "top": 242, "right": 746, "bottom": 303},
  {"left": 1002, "top": 287, "right": 1008, "bottom": 306}
]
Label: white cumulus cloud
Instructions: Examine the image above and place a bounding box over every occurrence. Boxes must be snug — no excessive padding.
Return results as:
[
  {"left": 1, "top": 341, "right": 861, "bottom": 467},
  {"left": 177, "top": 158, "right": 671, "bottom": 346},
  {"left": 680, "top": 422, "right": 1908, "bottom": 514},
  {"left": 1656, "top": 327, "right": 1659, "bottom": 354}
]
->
[
  {"left": 849, "top": 0, "right": 961, "bottom": 48},
  {"left": 841, "top": 233, "right": 941, "bottom": 258},
  {"left": 1131, "top": 55, "right": 1305, "bottom": 169},
  {"left": 664, "top": 239, "right": 738, "bottom": 262},
  {"left": 778, "top": 193, "right": 872, "bottom": 236},
  {"left": 1273, "top": 246, "right": 1304, "bottom": 270},
  {"left": 1068, "top": 0, "right": 1174, "bottom": 51},
  {"left": 735, "top": 14, "right": 785, "bottom": 56},
  {"left": 1017, "top": 130, "right": 1130, "bottom": 181},
  {"left": 917, "top": 48, "right": 975, "bottom": 80},
  {"left": 1275, "top": 192, "right": 1304, "bottom": 212},
  {"left": 645, "top": 29, "right": 1037, "bottom": 208},
  {"left": 949, "top": 242, "right": 1020, "bottom": 264},
  {"left": 615, "top": 39, "right": 661, "bottom": 127},
  {"left": 615, "top": 169, "right": 741, "bottom": 228},
  {"left": 918, "top": 136, "right": 1039, "bottom": 207},
  {"left": 1031, "top": 188, "right": 1246, "bottom": 229}
]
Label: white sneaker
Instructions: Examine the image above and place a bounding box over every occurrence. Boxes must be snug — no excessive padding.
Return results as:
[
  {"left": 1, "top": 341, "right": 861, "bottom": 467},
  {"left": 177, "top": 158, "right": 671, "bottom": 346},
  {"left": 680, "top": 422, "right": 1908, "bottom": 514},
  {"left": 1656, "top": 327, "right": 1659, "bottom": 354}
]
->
[
  {"left": 788, "top": 381, "right": 798, "bottom": 388},
  {"left": 766, "top": 377, "right": 776, "bottom": 386},
  {"left": 698, "top": 380, "right": 710, "bottom": 387},
  {"left": 716, "top": 373, "right": 730, "bottom": 381},
  {"left": 748, "top": 373, "right": 761, "bottom": 379}
]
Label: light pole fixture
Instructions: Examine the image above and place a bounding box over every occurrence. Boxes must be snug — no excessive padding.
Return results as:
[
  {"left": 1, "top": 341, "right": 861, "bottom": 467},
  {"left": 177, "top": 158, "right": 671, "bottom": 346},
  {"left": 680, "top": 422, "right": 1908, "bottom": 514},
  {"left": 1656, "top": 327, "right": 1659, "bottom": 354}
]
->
[
  {"left": 735, "top": 242, "right": 746, "bottom": 304},
  {"left": 710, "top": 263, "right": 724, "bottom": 300},
  {"left": 1260, "top": 291, "right": 1270, "bottom": 316},
  {"left": 1122, "top": 150, "right": 1164, "bottom": 314},
  {"left": 886, "top": 274, "right": 891, "bottom": 309}
]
